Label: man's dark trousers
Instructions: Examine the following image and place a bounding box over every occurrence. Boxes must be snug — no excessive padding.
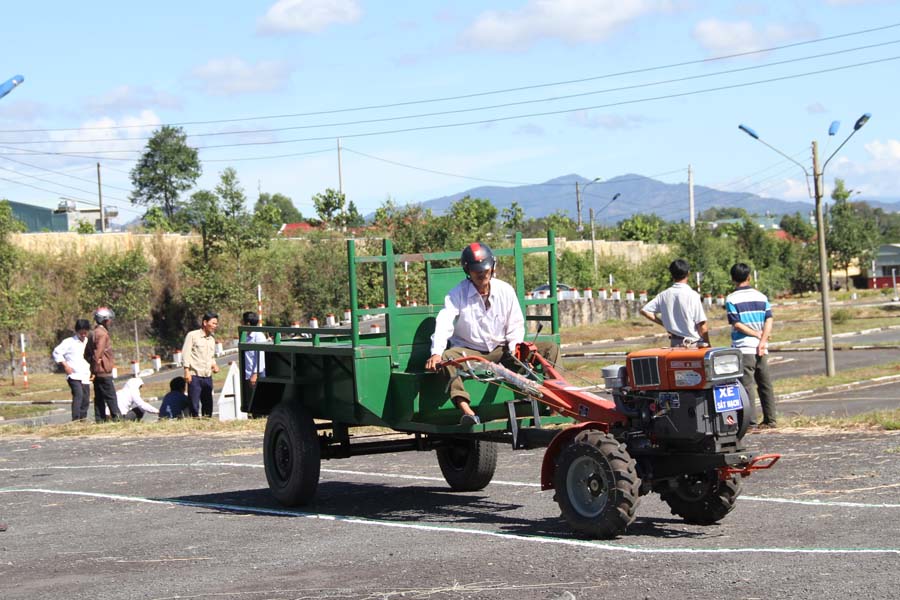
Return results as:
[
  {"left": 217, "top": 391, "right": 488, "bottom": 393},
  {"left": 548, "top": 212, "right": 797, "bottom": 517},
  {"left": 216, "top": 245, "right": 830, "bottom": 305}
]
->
[
  {"left": 188, "top": 376, "right": 214, "bottom": 417},
  {"left": 742, "top": 353, "right": 776, "bottom": 425},
  {"left": 93, "top": 376, "right": 120, "bottom": 422},
  {"left": 68, "top": 379, "right": 91, "bottom": 421}
]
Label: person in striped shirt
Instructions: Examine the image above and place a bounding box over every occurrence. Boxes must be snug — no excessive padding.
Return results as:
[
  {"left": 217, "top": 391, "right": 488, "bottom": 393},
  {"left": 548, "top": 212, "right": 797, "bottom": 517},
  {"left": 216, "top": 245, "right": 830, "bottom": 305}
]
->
[{"left": 726, "top": 263, "right": 776, "bottom": 428}]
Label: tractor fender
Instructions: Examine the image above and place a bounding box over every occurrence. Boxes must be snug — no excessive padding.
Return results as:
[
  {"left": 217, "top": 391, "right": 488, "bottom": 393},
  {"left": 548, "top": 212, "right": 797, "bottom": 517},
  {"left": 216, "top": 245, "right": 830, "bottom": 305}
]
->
[{"left": 540, "top": 422, "right": 610, "bottom": 490}]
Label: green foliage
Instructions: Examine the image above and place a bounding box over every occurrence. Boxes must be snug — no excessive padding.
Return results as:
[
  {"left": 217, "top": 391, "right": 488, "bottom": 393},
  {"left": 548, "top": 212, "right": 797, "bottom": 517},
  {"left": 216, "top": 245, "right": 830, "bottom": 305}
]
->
[
  {"left": 522, "top": 210, "right": 578, "bottom": 240},
  {"left": 617, "top": 213, "right": 666, "bottom": 243},
  {"left": 141, "top": 206, "right": 174, "bottom": 233},
  {"left": 256, "top": 192, "right": 302, "bottom": 223},
  {"left": 312, "top": 188, "right": 346, "bottom": 225},
  {"left": 80, "top": 248, "right": 151, "bottom": 322},
  {"left": 828, "top": 178, "right": 879, "bottom": 284},
  {"left": 129, "top": 125, "right": 201, "bottom": 218},
  {"left": 74, "top": 220, "right": 95, "bottom": 234},
  {"left": 342, "top": 200, "right": 365, "bottom": 228},
  {"left": 831, "top": 308, "right": 851, "bottom": 325},
  {"left": 0, "top": 201, "right": 43, "bottom": 380},
  {"left": 181, "top": 189, "right": 225, "bottom": 262},
  {"left": 779, "top": 212, "right": 815, "bottom": 242},
  {"left": 698, "top": 206, "right": 749, "bottom": 221},
  {"left": 291, "top": 240, "right": 350, "bottom": 319},
  {"left": 446, "top": 196, "right": 498, "bottom": 240},
  {"left": 180, "top": 256, "right": 239, "bottom": 320},
  {"left": 501, "top": 202, "right": 524, "bottom": 233},
  {"left": 371, "top": 199, "right": 452, "bottom": 254}
]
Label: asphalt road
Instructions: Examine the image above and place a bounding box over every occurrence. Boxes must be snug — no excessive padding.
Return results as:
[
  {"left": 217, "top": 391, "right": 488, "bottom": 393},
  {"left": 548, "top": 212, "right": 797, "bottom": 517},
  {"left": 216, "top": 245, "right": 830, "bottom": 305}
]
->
[
  {"left": 1, "top": 429, "right": 898, "bottom": 600},
  {"left": 782, "top": 380, "right": 900, "bottom": 417}
]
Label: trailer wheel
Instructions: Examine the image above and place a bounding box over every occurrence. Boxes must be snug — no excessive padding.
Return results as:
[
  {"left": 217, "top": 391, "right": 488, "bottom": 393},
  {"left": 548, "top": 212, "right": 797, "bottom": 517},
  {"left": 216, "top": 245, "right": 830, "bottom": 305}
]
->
[
  {"left": 264, "top": 402, "right": 321, "bottom": 506},
  {"left": 553, "top": 432, "right": 640, "bottom": 539},
  {"left": 659, "top": 470, "right": 742, "bottom": 525},
  {"left": 436, "top": 439, "right": 498, "bottom": 491}
]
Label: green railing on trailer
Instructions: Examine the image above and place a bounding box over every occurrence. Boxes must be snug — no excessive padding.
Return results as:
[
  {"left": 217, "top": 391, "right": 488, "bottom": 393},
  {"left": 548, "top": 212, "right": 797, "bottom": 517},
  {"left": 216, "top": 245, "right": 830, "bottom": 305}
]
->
[{"left": 238, "top": 231, "right": 568, "bottom": 434}]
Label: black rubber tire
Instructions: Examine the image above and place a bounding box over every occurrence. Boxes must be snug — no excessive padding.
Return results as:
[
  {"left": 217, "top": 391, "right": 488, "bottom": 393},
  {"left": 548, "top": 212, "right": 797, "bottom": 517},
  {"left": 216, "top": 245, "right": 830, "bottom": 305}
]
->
[
  {"left": 553, "top": 431, "right": 641, "bottom": 539},
  {"left": 659, "top": 470, "right": 742, "bottom": 525},
  {"left": 436, "top": 439, "right": 498, "bottom": 491},
  {"left": 263, "top": 402, "right": 321, "bottom": 506}
]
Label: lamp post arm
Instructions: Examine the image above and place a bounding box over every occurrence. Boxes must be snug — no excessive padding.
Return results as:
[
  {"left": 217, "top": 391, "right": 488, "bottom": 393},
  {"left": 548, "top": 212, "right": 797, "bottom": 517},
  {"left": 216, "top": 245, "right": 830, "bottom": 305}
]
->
[
  {"left": 822, "top": 128, "right": 861, "bottom": 173},
  {"left": 756, "top": 138, "right": 814, "bottom": 198}
]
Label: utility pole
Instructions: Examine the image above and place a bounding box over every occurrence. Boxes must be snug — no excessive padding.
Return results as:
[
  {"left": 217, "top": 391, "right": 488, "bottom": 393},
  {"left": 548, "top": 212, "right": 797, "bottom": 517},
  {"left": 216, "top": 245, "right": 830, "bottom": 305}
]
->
[
  {"left": 589, "top": 207, "right": 597, "bottom": 279},
  {"left": 812, "top": 141, "right": 836, "bottom": 376},
  {"left": 575, "top": 182, "right": 582, "bottom": 230},
  {"left": 96, "top": 162, "right": 105, "bottom": 233},
  {"left": 337, "top": 137, "right": 343, "bottom": 195},
  {"left": 688, "top": 164, "right": 695, "bottom": 230}
]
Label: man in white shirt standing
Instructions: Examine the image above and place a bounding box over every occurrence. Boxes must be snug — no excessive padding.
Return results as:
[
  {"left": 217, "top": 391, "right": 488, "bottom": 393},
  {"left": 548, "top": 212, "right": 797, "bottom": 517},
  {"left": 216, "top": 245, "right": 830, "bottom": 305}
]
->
[
  {"left": 640, "top": 259, "right": 710, "bottom": 347},
  {"left": 426, "top": 242, "right": 558, "bottom": 426},
  {"left": 52, "top": 319, "right": 93, "bottom": 421},
  {"left": 242, "top": 311, "right": 266, "bottom": 386}
]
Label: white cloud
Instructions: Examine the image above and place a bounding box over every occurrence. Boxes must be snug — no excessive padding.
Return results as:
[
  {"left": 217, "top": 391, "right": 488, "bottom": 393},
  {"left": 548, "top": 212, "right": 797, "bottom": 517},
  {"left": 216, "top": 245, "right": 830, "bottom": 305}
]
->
[
  {"left": 692, "top": 19, "right": 816, "bottom": 56},
  {"left": 809, "top": 139, "right": 900, "bottom": 197},
  {"left": 0, "top": 100, "right": 49, "bottom": 124},
  {"left": 257, "top": 0, "right": 361, "bottom": 35},
  {"left": 189, "top": 58, "right": 294, "bottom": 96},
  {"left": 806, "top": 102, "right": 827, "bottom": 114},
  {"left": 84, "top": 85, "right": 182, "bottom": 116},
  {"left": 570, "top": 110, "right": 649, "bottom": 130},
  {"left": 461, "top": 0, "right": 670, "bottom": 51}
]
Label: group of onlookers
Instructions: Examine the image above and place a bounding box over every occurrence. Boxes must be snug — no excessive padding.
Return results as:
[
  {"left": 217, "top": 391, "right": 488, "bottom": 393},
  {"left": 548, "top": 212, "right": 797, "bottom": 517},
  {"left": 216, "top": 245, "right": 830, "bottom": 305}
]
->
[{"left": 52, "top": 309, "right": 266, "bottom": 423}]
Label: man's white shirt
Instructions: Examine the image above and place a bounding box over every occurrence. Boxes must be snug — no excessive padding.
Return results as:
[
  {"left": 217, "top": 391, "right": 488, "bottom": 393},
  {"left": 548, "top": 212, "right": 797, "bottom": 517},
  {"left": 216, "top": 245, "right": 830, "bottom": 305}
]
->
[
  {"left": 51, "top": 335, "right": 91, "bottom": 382},
  {"left": 642, "top": 282, "right": 707, "bottom": 341},
  {"left": 431, "top": 278, "right": 525, "bottom": 356}
]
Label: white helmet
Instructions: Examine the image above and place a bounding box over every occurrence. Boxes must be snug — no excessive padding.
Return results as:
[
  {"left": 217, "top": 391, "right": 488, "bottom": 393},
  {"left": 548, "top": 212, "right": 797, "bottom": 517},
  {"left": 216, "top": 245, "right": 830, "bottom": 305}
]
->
[{"left": 94, "top": 306, "right": 115, "bottom": 324}]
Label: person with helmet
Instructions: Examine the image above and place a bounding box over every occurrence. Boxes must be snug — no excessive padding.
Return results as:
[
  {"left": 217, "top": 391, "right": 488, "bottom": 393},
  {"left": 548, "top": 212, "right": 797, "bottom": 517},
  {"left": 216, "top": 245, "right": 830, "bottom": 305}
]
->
[
  {"left": 426, "top": 242, "right": 559, "bottom": 426},
  {"left": 83, "top": 307, "right": 121, "bottom": 421}
]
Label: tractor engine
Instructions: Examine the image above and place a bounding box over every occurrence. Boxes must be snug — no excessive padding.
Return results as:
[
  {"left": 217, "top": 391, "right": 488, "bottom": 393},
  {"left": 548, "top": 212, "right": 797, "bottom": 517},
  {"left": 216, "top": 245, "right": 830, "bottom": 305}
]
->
[{"left": 603, "top": 347, "right": 750, "bottom": 454}]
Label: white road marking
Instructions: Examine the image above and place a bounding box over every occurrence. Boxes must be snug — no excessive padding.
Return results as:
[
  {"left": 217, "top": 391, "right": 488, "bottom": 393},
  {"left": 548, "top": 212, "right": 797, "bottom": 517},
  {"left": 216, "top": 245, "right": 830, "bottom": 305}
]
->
[
  {"left": 1, "top": 487, "right": 897, "bottom": 555},
  {"left": 2, "top": 461, "right": 899, "bottom": 508}
]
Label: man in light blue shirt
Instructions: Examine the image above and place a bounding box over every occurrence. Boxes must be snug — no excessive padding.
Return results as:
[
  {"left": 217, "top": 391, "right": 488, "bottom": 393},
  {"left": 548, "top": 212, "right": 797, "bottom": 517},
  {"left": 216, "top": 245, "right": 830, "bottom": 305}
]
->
[{"left": 726, "top": 263, "right": 775, "bottom": 428}]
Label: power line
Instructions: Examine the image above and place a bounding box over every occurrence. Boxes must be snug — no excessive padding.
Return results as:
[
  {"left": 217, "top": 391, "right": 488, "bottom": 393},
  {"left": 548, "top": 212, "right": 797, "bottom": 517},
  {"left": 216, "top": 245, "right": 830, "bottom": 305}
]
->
[
  {"left": 0, "top": 155, "right": 133, "bottom": 193},
  {"left": 344, "top": 146, "right": 685, "bottom": 187},
  {"left": 2, "top": 22, "right": 897, "bottom": 135},
  {"left": 9, "top": 38, "right": 900, "bottom": 146},
  {"left": 0, "top": 164, "right": 128, "bottom": 203},
  {"left": 3, "top": 54, "right": 895, "bottom": 160}
]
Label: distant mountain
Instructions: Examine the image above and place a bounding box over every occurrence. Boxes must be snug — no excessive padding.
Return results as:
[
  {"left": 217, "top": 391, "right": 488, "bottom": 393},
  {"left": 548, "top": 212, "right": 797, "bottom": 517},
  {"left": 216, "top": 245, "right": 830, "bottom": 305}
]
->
[{"left": 419, "top": 174, "right": 900, "bottom": 224}]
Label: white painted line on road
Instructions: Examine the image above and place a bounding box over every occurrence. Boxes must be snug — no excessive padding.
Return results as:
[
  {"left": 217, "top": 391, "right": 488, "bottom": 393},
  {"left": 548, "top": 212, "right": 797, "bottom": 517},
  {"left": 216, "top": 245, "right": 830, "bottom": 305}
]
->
[
  {"left": 4, "top": 462, "right": 900, "bottom": 509},
  {"left": 2, "top": 487, "right": 898, "bottom": 555}
]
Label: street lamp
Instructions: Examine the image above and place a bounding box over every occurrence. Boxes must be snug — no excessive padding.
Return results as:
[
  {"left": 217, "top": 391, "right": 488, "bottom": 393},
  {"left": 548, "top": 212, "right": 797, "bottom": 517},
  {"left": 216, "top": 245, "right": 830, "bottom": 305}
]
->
[
  {"left": 576, "top": 177, "right": 601, "bottom": 231},
  {"left": 590, "top": 192, "right": 621, "bottom": 279},
  {"left": 739, "top": 112, "right": 871, "bottom": 377},
  {"left": 0, "top": 75, "right": 24, "bottom": 100}
]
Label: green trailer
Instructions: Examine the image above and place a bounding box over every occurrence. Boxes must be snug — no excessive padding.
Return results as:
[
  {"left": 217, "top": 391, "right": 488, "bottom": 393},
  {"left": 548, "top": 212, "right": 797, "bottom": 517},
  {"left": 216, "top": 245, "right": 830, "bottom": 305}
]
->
[
  {"left": 239, "top": 232, "right": 567, "bottom": 503},
  {"left": 239, "top": 231, "right": 778, "bottom": 538}
]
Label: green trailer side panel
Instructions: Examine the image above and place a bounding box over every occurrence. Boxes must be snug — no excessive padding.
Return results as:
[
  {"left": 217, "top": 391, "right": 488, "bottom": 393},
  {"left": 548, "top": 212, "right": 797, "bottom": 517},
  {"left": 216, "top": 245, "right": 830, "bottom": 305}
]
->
[{"left": 426, "top": 265, "right": 464, "bottom": 306}]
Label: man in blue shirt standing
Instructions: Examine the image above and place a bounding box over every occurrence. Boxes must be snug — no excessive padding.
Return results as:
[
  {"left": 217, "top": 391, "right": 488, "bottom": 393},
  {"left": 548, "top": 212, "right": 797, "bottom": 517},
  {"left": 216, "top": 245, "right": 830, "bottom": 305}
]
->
[{"left": 726, "top": 263, "right": 776, "bottom": 428}]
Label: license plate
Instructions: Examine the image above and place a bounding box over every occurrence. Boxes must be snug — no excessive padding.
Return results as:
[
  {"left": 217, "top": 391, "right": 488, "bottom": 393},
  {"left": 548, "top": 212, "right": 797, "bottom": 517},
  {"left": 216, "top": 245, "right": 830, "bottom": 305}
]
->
[{"left": 713, "top": 384, "right": 743, "bottom": 413}]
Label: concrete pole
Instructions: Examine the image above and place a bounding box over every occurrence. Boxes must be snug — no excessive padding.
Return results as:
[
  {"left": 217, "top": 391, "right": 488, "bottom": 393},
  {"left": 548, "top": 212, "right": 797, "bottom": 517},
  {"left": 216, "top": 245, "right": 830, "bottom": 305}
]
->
[
  {"left": 812, "top": 140, "right": 836, "bottom": 376},
  {"left": 590, "top": 207, "right": 597, "bottom": 280},
  {"left": 337, "top": 137, "right": 343, "bottom": 195},
  {"left": 575, "top": 182, "right": 582, "bottom": 230},
  {"left": 96, "top": 162, "right": 105, "bottom": 233},
  {"left": 688, "top": 164, "right": 695, "bottom": 230}
]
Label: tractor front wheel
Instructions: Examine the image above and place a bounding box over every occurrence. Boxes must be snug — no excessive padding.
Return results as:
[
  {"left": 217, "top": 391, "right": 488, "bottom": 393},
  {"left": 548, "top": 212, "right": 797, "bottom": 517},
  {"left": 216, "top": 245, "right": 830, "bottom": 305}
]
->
[
  {"left": 553, "top": 431, "right": 640, "bottom": 539},
  {"left": 264, "top": 402, "right": 321, "bottom": 506},
  {"left": 659, "top": 470, "right": 742, "bottom": 525},
  {"left": 436, "top": 438, "right": 498, "bottom": 491}
]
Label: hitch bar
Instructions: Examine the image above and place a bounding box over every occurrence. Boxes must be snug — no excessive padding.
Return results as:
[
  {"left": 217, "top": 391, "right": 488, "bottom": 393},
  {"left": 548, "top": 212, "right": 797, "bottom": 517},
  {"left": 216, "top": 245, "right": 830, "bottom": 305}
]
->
[{"left": 720, "top": 453, "right": 781, "bottom": 480}]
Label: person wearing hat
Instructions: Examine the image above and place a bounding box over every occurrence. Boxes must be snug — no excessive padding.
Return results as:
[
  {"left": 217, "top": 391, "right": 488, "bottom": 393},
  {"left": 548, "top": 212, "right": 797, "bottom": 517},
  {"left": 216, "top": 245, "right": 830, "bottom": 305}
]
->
[
  {"left": 83, "top": 307, "right": 121, "bottom": 421},
  {"left": 425, "top": 242, "right": 559, "bottom": 426}
]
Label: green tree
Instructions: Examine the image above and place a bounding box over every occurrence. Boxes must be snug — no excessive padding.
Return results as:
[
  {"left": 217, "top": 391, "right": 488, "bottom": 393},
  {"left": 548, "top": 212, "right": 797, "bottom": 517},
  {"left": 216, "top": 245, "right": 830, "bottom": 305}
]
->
[
  {"left": 129, "top": 125, "right": 202, "bottom": 219},
  {"left": 0, "top": 201, "right": 42, "bottom": 381},
  {"left": 256, "top": 192, "right": 302, "bottom": 224},
  {"left": 341, "top": 200, "right": 365, "bottom": 228},
  {"left": 446, "top": 196, "right": 498, "bottom": 238},
  {"left": 698, "top": 206, "right": 748, "bottom": 221},
  {"left": 501, "top": 202, "right": 524, "bottom": 232},
  {"left": 181, "top": 190, "right": 225, "bottom": 263},
  {"left": 779, "top": 212, "right": 815, "bottom": 242},
  {"left": 618, "top": 214, "right": 665, "bottom": 243},
  {"left": 828, "top": 179, "right": 879, "bottom": 287},
  {"left": 312, "top": 188, "right": 346, "bottom": 226},
  {"left": 74, "top": 220, "right": 95, "bottom": 234},
  {"left": 80, "top": 248, "right": 152, "bottom": 362},
  {"left": 141, "top": 206, "right": 173, "bottom": 233}
]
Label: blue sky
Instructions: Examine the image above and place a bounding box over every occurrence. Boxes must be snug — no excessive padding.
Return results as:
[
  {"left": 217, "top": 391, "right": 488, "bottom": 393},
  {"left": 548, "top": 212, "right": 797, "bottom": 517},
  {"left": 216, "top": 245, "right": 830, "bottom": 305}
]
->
[{"left": 0, "top": 0, "right": 898, "bottom": 224}]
